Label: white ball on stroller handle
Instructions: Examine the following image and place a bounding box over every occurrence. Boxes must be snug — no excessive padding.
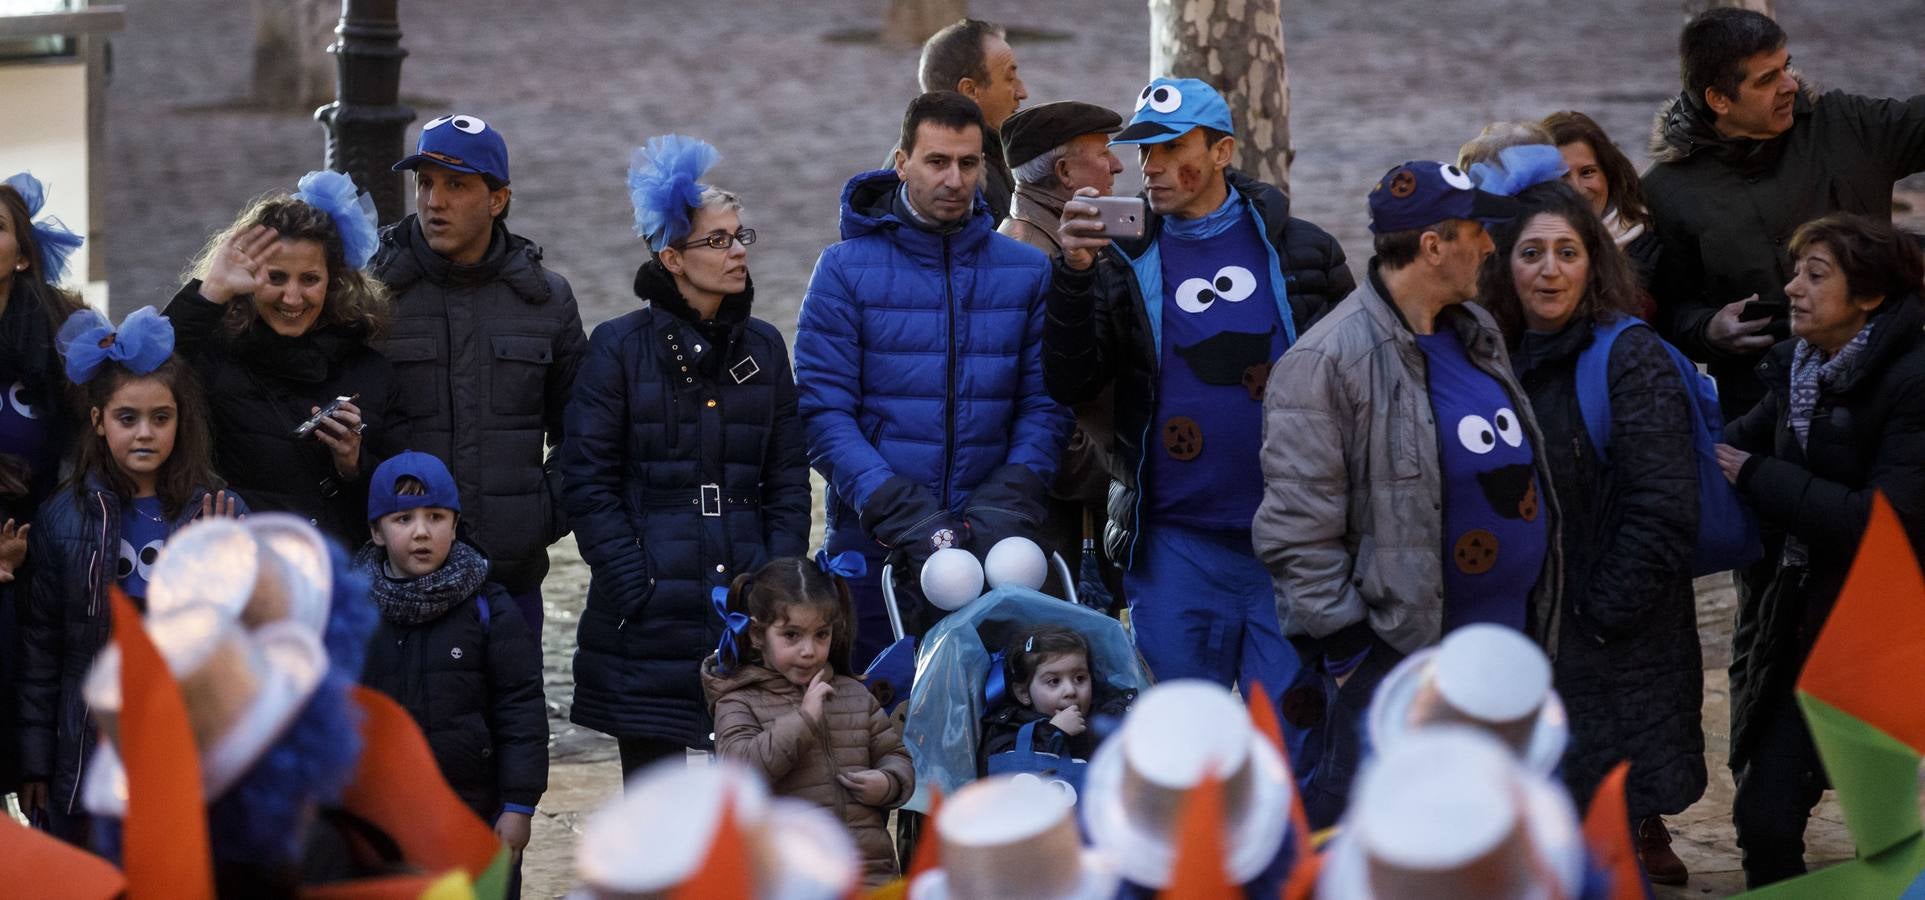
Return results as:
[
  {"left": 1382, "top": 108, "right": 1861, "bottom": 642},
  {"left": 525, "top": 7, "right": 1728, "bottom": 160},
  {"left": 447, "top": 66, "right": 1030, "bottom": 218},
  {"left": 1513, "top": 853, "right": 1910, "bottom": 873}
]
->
[
  {"left": 983, "top": 536, "right": 1048, "bottom": 592},
  {"left": 922, "top": 547, "right": 986, "bottom": 611}
]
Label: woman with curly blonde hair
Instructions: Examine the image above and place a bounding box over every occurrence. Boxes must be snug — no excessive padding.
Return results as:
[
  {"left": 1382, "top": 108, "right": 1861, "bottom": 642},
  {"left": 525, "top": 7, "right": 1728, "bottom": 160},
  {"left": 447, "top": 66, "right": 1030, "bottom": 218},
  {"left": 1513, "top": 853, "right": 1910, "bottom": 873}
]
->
[{"left": 164, "top": 171, "right": 409, "bottom": 544}]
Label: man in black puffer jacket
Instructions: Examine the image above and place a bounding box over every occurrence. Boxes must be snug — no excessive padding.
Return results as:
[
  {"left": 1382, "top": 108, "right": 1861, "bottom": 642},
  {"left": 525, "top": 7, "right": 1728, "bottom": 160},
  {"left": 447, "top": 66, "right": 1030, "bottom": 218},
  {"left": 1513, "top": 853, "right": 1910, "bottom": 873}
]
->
[
  {"left": 1046, "top": 78, "right": 1352, "bottom": 699},
  {"left": 372, "top": 115, "right": 587, "bottom": 640}
]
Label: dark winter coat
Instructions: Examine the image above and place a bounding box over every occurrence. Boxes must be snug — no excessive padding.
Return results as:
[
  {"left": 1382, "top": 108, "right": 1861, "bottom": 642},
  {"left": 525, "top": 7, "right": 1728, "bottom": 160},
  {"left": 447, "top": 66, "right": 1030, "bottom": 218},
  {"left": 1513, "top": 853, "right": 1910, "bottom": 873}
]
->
[
  {"left": 1722, "top": 294, "right": 1925, "bottom": 767},
  {"left": 358, "top": 557, "right": 548, "bottom": 820},
  {"left": 1643, "top": 85, "right": 1925, "bottom": 419},
  {"left": 795, "top": 169, "right": 1068, "bottom": 557},
  {"left": 1510, "top": 317, "right": 1705, "bottom": 818},
  {"left": 164, "top": 283, "right": 407, "bottom": 547},
  {"left": 18, "top": 478, "right": 234, "bottom": 817},
  {"left": 563, "top": 263, "right": 811, "bottom": 746},
  {"left": 369, "top": 219, "right": 588, "bottom": 594},
  {"left": 1041, "top": 169, "right": 1354, "bottom": 563}
]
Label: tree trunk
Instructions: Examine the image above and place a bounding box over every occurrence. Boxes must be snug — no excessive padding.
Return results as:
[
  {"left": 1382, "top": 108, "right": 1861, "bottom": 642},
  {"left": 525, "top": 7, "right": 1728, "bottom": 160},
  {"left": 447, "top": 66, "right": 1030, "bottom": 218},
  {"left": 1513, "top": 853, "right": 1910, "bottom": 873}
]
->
[
  {"left": 1148, "top": 0, "right": 1292, "bottom": 194},
  {"left": 250, "top": 0, "right": 338, "bottom": 108},
  {"left": 883, "top": 0, "right": 969, "bottom": 46},
  {"left": 1681, "top": 0, "right": 1774, "bottom": 18}
]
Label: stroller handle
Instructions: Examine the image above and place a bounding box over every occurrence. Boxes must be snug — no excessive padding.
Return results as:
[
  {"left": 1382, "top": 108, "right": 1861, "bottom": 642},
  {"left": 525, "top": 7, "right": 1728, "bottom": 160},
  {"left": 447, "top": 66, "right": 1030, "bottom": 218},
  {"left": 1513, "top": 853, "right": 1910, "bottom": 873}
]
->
[
  {"left": 880, "top": 562, "right": 907, "bottom": 642},
  {"left": 1050, "top": 551, "right": 1079, "bottom": 608}
]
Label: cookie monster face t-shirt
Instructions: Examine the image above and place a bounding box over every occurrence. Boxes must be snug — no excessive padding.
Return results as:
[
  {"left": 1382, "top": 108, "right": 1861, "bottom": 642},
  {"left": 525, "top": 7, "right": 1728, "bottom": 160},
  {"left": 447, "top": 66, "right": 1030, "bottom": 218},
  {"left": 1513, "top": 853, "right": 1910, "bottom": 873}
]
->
[
  {"left": 118, "top": 496, "right": 169, "bottom": 601},
  {"left": 1143, "top": 192, "right": 1288, "bottom": 531},
  {"left": 1415, "top": 330, "right": 1547, "bottom": 633}
]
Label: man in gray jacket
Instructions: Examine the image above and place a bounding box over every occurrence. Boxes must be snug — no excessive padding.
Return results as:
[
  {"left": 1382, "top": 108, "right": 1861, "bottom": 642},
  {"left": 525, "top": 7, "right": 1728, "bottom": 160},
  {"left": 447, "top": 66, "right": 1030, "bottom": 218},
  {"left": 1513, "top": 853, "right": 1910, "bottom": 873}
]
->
[
  {"left": 372, "top": 114, "right": 588, "bottom": 638},
  {"left": 1254, "top": 160, "right": 1560, "bottom": 827}
]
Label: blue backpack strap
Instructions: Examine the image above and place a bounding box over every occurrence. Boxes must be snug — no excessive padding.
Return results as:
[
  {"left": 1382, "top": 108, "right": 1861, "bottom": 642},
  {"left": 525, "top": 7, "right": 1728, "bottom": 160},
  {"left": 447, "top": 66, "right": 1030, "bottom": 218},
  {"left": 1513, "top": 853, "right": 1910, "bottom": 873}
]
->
[
  {"left": 1573, "top": 316, "right": 1646, "bottom": 465},
  {"left": 476, "top": 590, "right": 491, "bottom": 630}
]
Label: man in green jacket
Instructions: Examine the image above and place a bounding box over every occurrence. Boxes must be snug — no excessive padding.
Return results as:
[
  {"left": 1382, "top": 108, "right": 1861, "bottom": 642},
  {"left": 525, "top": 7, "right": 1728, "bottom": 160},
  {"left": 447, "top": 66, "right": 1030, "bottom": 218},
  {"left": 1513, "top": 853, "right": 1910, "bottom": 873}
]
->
[{"left": 1644, "top": 7, "right": 1925, "bottom": 421}]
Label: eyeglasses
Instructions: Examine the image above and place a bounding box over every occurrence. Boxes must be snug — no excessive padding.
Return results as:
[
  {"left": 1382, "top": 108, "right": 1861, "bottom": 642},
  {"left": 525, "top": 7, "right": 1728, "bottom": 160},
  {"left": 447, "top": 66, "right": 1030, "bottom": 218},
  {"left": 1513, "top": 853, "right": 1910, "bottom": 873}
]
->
[{"left": 677, "top": 228, "right": 756, "bottom": 251}]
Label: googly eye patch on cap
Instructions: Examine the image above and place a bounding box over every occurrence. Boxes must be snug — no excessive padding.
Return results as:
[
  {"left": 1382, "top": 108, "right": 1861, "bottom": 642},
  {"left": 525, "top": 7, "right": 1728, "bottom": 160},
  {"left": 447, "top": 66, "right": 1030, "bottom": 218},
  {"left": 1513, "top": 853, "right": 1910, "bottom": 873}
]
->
[
  {"left": 1135, "top": 82, "right": 1182, "bottom": 114},
  {"left": 425, "top": 114, "right": 489, "bottom": 135},
  {"left": 1438, "top": 163, "right": 1474, "bottom": 191}
]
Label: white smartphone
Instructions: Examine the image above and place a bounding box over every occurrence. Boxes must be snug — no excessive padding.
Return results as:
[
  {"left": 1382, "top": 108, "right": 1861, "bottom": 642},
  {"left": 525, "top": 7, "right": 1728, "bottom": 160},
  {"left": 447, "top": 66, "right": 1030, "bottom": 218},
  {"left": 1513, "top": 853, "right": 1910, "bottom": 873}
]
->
[{"left": 1087, "top": 195, "right": 1147, "bottom": 240}]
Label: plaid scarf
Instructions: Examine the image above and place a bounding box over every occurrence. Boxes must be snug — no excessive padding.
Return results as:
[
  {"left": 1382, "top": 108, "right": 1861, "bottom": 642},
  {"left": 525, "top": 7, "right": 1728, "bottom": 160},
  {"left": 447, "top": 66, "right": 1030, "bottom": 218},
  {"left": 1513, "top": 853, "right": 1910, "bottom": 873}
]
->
[
  {"left": 1782, "top": 324, "right": 1875, "bottom": 566},
  {"left": 353, "top": 539, "right": 490, "bottom": 626}
]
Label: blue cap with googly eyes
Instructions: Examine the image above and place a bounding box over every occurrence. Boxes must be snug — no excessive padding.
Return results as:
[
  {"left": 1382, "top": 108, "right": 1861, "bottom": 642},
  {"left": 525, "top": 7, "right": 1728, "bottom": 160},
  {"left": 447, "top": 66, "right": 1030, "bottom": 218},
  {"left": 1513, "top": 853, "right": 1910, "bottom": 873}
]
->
[
  {"left": 1111, "top": 77, "right": 1236, "bottom": 146},
  {"left": 392, "top": 113, "right": 510, "bottom": 184},
  {"left": 1366, "top": 160, "right": 1523, "bottom": 234}
]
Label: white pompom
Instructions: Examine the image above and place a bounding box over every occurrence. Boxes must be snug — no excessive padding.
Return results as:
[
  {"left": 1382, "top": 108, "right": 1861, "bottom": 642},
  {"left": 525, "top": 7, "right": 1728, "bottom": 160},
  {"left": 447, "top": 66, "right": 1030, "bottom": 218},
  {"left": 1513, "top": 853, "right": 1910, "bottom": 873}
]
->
[
  {"left": 921, "top": 547, "right": 986, "bottom": 611},
  {"left": 983, "top": 536, "right": 1048, "bottom": 591}
]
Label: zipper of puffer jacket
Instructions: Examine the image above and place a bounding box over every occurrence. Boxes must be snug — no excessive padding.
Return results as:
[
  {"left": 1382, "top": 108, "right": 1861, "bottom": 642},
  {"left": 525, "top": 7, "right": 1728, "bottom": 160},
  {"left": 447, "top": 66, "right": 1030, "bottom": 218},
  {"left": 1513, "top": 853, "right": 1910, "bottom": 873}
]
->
[
  {"left": 72, "top": 491, "right": 111, "bottom": 815},
  {"left": 941, "top": 235, "right": 956, "bottom": 507}
]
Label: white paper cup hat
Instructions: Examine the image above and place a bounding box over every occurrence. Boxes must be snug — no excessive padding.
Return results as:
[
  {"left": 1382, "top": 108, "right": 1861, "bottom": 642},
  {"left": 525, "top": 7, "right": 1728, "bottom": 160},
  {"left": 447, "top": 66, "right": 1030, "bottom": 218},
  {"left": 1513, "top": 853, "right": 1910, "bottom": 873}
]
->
[
  {"left": 1081, "top": 679, "right": 1291, "bottom": 888},
  {"left": 143, "top": 514, "right": 333, "bottom": 635},
  {"left": 1368, "top": 623, "right": 1568, "bottom": 773},
  {"left": 1317, "top": 726, "right": 1585, "bottom": 899},
  {"left": 983, "top": 536, "right": 1049, "bottom": 591},
  {"left": 576, "top": 759, "right": 772, "bottom": 896},
  {"left": 754, "top": 798, "right": 862, "bottom": 900},
  {"left": 81, "top": 605, "right": 329, "bottom": 816},
  {"left": 922, "top": 547, "right": 986, "bottom": 611},
  {"left": 910, "top": 774, "right": 1118, "bottom": 900}
]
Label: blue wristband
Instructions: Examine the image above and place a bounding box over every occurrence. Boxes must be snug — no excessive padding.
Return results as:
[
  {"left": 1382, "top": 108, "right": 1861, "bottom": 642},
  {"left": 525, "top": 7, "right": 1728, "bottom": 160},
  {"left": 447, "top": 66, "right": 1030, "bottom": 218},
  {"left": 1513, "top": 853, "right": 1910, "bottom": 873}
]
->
[{"left": 499, "top": 803, "right": 537, "bottom": 817}]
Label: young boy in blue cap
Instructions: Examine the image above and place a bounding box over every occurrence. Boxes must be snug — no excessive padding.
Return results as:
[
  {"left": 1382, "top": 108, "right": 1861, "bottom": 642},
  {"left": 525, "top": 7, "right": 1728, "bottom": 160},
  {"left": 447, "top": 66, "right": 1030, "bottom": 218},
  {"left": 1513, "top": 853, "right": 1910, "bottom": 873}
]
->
[{"left": 354, "top": 450, "right": 548, "bottom": 889}]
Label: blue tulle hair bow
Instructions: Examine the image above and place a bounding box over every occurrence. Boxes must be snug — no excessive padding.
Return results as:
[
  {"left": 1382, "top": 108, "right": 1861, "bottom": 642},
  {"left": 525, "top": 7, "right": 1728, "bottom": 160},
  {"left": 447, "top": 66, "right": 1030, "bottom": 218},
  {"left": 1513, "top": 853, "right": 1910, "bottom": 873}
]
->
[
  {"left": 815, "top": 549, "right": 867, "bottom": 580},
  {"left": 57, "top": 306, "right": 175, "bottom": 385},
  {"left": 628, "top": 135, "right": 720, "bottom": 252},
  {"left": 1469, "top": 144, "right": 1569, "bottom": 198},
  {"left": 712, "top": 585, "right": 752, "bottom": 677},
  {"left": 4, "top": 172, "right": 85, "bottom": 285},
  {"left": 292, "top": 170, "right": 379, "bottom": 270}
]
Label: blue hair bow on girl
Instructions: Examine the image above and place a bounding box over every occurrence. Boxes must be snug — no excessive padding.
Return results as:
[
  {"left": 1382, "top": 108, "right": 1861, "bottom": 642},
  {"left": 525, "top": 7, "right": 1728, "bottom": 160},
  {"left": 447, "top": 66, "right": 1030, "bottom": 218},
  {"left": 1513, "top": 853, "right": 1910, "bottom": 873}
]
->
[
  {"left": 57, "top": 306, "right": 175, "bottom": 385},
  {"left": 1469, "top": 144, "right": 1570, "bottom": 198},
  {"left": 815, "top": 549, "right": 868, "bottom": 580},
  {"left": 628, "top": 134, "right": 720, "bottom": 252},
  {"left": 292, "top": 170, "right": 379, "bottom": 270},
  {"left": 711, "top": 585, "right": 752, "bottom": 677},
  {"left": 4, "top": 172, "right": 85, "bottom": 284}
]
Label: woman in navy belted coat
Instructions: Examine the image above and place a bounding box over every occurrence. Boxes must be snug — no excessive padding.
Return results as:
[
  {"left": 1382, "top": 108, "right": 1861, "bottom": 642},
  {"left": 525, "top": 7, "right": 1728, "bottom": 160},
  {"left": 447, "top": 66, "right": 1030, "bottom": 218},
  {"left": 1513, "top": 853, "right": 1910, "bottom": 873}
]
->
[{"left": 562, "top": 138, "right": 810, "bottom": 774}]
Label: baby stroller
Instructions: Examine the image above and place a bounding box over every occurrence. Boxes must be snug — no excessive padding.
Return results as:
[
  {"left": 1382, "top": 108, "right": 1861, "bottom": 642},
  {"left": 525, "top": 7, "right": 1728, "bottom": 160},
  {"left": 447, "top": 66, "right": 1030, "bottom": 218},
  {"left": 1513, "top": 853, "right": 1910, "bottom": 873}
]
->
[{"left": 875, "top": 579, "right": 1155, "bottom": 864}]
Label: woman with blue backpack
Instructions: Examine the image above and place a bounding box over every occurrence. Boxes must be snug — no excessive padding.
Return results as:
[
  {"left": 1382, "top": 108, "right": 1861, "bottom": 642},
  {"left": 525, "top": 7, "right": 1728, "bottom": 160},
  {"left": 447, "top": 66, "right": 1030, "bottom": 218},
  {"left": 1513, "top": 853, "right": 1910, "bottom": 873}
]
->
[{"left": 1479, "top": 171, "right": 1716, "bottom": 887}]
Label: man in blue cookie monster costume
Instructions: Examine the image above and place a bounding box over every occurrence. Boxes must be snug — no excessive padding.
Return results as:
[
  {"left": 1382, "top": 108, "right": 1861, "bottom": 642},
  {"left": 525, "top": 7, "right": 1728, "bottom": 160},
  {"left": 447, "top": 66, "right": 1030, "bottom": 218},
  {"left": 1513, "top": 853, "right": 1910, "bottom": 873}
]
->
[{"left": 1045, "top": 77, "right": 1354, "bottom": 710}]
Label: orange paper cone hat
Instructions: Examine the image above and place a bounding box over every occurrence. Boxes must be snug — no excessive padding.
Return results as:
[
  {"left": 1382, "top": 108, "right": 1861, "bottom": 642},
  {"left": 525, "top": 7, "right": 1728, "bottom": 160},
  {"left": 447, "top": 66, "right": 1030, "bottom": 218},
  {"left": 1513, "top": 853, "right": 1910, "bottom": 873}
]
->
[
  {"left": 0, "top": 815, "right": 127, "bottom": 899},
  {"left": 1158, "top": 772, "right": 1238, "bottom": 900},
  {"left": 908, "top": 785, "right": 945, "bottom": 882},
  {"left": 1581, "top": 762, "right": 1647, "bottom": 900},
  {"left": 671, "top": 782, "right": 756, "bottom": 900},
  {"left": 1247, "top": 680, "right": 1314, "bottom": 867},
  {"left": 110, "top": 587, "right": 214, "bottom": 898}
]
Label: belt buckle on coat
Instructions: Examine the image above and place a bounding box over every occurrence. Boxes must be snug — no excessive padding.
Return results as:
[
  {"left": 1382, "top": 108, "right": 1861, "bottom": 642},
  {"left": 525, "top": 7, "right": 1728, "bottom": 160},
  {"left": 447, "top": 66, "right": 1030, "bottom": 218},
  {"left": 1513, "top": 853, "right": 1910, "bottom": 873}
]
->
[{"left": 700, "top": 483, "right": 723, "bottom": 517}]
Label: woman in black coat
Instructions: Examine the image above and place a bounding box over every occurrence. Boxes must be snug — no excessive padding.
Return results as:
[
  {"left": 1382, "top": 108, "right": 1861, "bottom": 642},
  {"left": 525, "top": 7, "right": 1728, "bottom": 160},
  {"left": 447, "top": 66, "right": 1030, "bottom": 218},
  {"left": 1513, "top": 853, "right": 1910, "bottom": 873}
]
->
[
  {"left": 1482, "top": 180, "right": 1703, "bottom": 885},
  {"left": 1715, "top": 214, "right": 1925, "bottom": 888},
  {"left": 164, "top": 176, "right": 406, "bottom": 546},
  {"left": 562, "top": 138, "right": 810, "bottom": 775}
]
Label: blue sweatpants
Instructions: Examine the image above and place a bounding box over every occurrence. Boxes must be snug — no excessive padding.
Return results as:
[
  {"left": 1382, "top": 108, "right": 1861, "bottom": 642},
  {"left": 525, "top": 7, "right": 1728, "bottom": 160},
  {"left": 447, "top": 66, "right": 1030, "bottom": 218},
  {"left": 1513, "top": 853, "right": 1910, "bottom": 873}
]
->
[{"left": 1124, "top": 525, "right": 1303, "bottom": 753}]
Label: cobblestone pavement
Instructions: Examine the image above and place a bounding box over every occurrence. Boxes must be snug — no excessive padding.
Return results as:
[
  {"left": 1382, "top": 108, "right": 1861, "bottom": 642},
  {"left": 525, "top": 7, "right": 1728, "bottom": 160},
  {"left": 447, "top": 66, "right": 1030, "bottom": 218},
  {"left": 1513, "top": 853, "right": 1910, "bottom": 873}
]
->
[{"left": 97, "top": 0, "right": 1920, "bottom": 896}]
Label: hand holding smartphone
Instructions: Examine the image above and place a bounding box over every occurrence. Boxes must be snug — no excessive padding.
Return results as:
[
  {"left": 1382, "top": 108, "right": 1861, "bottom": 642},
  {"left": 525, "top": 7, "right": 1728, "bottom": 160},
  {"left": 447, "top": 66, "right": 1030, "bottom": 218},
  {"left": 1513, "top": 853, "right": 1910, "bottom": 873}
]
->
[
  {"left": 294, "top": 394, "right": 359, "bottom": 438},
  {"left": 1085, "top": 196, "right": 1147, "bottom": 241}
]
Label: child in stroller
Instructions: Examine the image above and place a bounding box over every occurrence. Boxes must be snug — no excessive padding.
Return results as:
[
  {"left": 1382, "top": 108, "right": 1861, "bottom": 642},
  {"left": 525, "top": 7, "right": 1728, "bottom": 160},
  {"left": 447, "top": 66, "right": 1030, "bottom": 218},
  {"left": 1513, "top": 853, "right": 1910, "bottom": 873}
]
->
[{"left": 977, "top": 625, "right": 1136, "bottom": 777}]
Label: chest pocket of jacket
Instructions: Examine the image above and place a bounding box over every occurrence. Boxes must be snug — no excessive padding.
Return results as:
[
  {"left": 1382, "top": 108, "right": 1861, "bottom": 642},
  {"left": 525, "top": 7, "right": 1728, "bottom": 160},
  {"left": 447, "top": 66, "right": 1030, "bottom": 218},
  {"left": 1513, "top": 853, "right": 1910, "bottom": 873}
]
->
[{"left": 490, "top": 335, "right": 552, "bottom": 417}]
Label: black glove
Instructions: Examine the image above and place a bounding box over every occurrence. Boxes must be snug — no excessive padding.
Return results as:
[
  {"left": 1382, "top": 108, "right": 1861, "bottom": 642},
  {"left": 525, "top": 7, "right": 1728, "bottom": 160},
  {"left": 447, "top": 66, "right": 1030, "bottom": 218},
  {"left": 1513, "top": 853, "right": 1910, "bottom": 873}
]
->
[
  {"left": 860, "top": 475, "right": 970, "bottom": 568},
  {"left": 960, "top": 464, "right": 1048, "bottom": 551}
]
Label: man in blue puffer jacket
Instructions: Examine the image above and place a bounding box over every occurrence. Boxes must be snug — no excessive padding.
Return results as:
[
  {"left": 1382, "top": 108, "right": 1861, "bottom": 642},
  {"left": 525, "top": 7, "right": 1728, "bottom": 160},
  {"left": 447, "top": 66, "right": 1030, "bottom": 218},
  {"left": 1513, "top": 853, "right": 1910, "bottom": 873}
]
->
[{"left": 796, "top": 91, "right": 1071, "bottom": 668}]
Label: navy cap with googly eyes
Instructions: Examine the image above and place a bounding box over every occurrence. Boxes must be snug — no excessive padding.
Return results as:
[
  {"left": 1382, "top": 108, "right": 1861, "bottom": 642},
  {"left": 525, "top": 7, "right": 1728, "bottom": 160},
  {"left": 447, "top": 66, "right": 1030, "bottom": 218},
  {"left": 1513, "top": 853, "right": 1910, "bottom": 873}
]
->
[
  {"left": 1111, "top": 77, "right": 1236, "bottom": 146},
  {"left": 392, "top": 113, "right": 510, "bottom": 185},
  {"left": 1366, "top": 160, "right": 1522, "bottom": 234}
]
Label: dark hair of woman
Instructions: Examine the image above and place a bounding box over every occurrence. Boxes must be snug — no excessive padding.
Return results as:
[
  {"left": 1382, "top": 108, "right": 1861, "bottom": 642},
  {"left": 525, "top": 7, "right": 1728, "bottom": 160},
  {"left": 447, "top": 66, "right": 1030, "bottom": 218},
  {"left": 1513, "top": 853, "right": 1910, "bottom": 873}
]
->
[
  {"left": 1479, "top": 180, "right": 1646, "bottom": 343},
  {"left": 723, "top": 556, "right": 858, "bottom": 678},
  {"left": 1541, "top": 110, "right": 1651, "bottom": 229},
  {"left": 68, "top": 354, "right": 222, "bottom": 520},
  {"left": 0, "top": 182, "right": 87, "bottom": 389},
  {"left": 1787, "top": 213, "right": 1925, "bottom": 304},
  {"left": 185, "top": 193, "right": 391, "bottom": 339}
]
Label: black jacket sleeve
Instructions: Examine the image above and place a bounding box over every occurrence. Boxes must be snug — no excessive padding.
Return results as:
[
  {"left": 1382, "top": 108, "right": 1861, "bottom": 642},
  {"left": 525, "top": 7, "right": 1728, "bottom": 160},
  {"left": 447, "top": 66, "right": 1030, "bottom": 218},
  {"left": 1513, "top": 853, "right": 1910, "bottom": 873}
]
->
[
  {"left": 541, "top": 273, "right": 589, "bottom": 544},
  {"left": 759, "top": 332, "right": 812, "bottom": 558},
  {"left": 1581, "top": 328, "right": 1699, "bottom": 639},
  {"left": 560, "top": 324, "right": 653, "bottom": 619},
  {"left": 15, "top": 514, "right": 63, "bottom": 781},
  {"left": 1277, "top": 216, "right": 1355, "bottom": 333},
  {"left": 1649, "top": 219, "right": 1725, "bottom": 365},
  {"left": 1041, "top": 257, "right": 1127, "bottom": 407},
  {"left": 484, "top": 584, "right": 549, "bottom": 810},
  {"left": 162, "top": 282, "right": 231, "bottom": 365}
]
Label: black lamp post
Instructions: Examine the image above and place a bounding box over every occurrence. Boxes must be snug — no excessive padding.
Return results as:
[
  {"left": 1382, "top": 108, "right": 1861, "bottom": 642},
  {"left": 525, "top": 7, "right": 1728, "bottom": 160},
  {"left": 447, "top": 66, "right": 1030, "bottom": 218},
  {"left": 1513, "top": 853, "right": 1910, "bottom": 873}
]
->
[{"left": 315, "top": 0, "right": 414, "bottom": 226}]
